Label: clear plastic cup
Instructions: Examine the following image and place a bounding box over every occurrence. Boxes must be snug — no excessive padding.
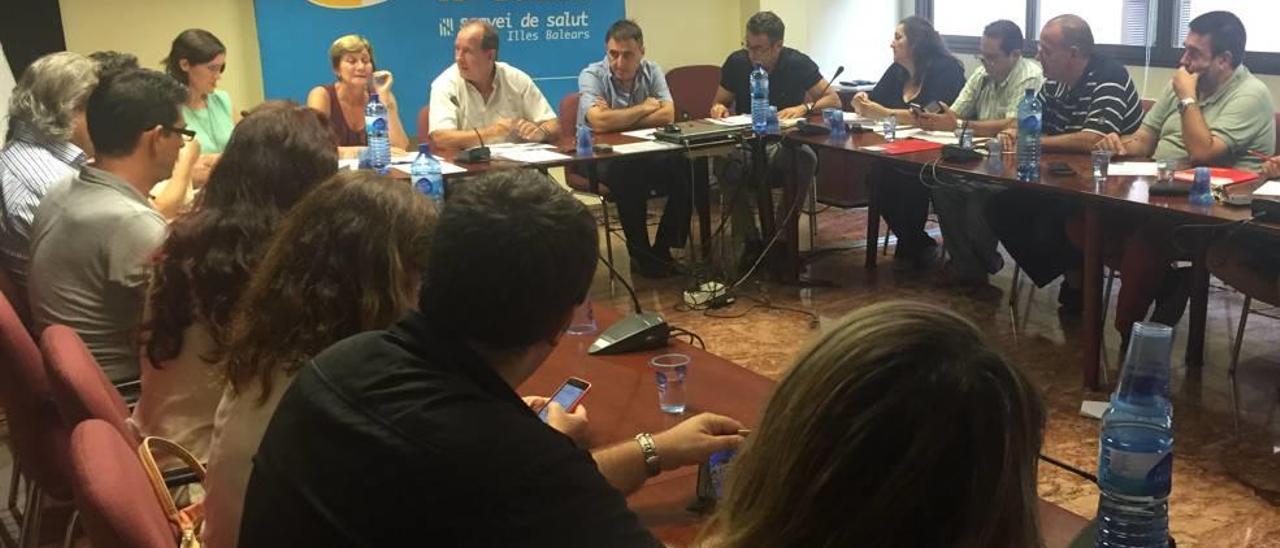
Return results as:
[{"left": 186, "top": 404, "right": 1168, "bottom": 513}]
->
[
  {"left": 650, "top": 353, "right": 690, "bottom": 414},
  {"left": 566, "top": 300, "right": 596, "bottom": 335},
  {"left": 1092, "top": 149, "right": 1113, "bottom": 183},
  {"left": 880, "top": 116, "right": 897, "bottom": 142},
  {"left": 823, "top": 108, "right": 846, "bottom": 137}
]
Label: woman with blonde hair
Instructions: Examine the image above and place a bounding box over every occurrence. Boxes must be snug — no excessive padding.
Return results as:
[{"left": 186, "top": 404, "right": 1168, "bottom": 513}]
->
[
  {"left": 199, "top": 170, "right": 435, "bottom": 547},
  {"left": 700, "top": 300, "right": 1045, "bottom": 548},
  {"left": 305, "top": 34, "right": 409, "bottom": 157}
]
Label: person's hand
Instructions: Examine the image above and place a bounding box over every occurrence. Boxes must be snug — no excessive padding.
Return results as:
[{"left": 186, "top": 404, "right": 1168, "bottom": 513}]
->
[
  {"left": 709, "top": 103, "right": 730, "bottom": 119},
  {"left": 1261, "top": 155, "right": 1280, "bottom": 179},
  {"left": 592, "top": 97, "right": 610, "bottom": 110},
  {"left": 641, "top": 97, "right": 663, "bottom": 112},
  {"left": 851, "top": 91, "right": 876, "bottom": 117},
  {"left": 651, "top": 413, "right": 745, "bottom": 471},
  {"left": 1172, "top": 66, "right": 1198, "bottom": 101},
  {"left": 997, "top": 128, "right": 1018, "bottom": 152},
  {"left": 915, "top": 102, "right": 957, "bottom": 132},
  {"left": 177, "top": 138, "right": 201, "bottom": 171},
  {"left": 524, "top": 396, "right": 590, "bottom": 446},
  {"left": 488, "top": 118, "right": 516, "bottom": 141},
  {"left": 192, "top": 153, "right": 218, "bottom": 188},
  {"left": 777, "top": 105, "right": 808, "bottom": 120},
  {"left": 1094, "top": 132, "right": 1131, "bottom": 156},
  {"left": 515, "top": 119, "right": 547, "bottom": 142},
  {"left": 372, "top": 70, "right": 394, "bottom": 97}
]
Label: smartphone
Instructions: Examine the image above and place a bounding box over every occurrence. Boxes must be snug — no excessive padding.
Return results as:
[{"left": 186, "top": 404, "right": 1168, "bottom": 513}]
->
[
  {"left": 693, "top": 448, "right": 738, "bottom": 511},
  {"left": 1048, "top": 162, "right": 1076, "bottom": 176},
  {"left": 537, "top": 377, "right": 591, "bottom": 422}
]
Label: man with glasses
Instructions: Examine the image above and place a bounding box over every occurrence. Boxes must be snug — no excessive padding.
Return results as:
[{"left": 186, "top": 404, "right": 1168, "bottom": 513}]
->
[
  {"left": 913, "top": 20, "right": 1044, "bottom": 286},
  {"left": 29, "top": 68, "right": 188, "bottom": 388},
  {"left": 709, "top": 11, "right": 840, "bottom": 271}
]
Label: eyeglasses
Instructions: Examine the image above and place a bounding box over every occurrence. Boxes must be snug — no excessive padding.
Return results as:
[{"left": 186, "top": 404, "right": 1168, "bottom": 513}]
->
[{"left": 163, "top": 125, "right": 197, "bottom": 142}]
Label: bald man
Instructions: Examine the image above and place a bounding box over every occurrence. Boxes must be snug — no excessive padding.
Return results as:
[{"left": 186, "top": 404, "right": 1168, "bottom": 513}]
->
[{"left": 429, "top": 21, "right": 559, "bottom": 149}]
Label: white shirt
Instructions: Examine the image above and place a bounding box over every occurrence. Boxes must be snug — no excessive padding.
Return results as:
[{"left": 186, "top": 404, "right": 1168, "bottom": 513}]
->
[
  {"left": 201, "top": 367, "right": 298, "bottom": 548},
  {"left": 428, "top": 62, "right": 556, "bottom": 142},
  {"left": 128, "top": 322, "right": 224, "bottom": 463}
]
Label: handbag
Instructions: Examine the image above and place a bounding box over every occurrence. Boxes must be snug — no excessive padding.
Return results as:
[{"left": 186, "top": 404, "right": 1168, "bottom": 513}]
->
[{"left": 137, "top": 436, "right": 207, "bottom": 548}]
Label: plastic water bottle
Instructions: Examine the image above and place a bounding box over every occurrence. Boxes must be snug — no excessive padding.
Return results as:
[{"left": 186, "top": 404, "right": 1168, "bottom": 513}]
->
[
  {"left": 1016, "top": 88, "right": 1042, "bottom": 182},
  {"left": 576, "top": 125, "right": 594, "bottom": 156},
  {"left": 410, "top": 143, "right": 444, "bottom": 203},
  {"left": 987, "top": 137, "right": 1004, "bottom": 173},
  {"left": 1095, "top": 322, "right": 1174, "bottom": 548},
  {"left": 365, "top": 92, "right": 390, "bottom": 175},
  {"left": 765, "top": 106, "right": 780, "bottom": 135},
  {"left": 1189, "top": 166, "right": 1214, "bottom": 206},
  {"left": 750, "top": 64, "right": 769, "bottom": 135}
]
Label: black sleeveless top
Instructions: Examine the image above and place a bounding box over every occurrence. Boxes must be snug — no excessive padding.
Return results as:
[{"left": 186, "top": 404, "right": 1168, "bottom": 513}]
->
[{"left": 324, "top": 83, "right": 367, "bottom": 147}]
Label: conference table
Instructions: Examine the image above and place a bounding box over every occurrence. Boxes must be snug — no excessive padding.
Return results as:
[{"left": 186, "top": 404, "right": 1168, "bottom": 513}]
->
[
  {"left": 521, "top": 308, "right": 1090, "bottom": 546},
  {"left": 422, "top": 117, "right": 1280, "bottom": 390},
  {"left": 786, "top": 126, "right": 1280, "bottom": 390}
]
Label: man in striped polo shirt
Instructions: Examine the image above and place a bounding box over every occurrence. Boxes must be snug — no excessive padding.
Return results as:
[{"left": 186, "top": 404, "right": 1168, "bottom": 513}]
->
[{"left": 987, "top": 14, "right": 1143, "bottom": 313}]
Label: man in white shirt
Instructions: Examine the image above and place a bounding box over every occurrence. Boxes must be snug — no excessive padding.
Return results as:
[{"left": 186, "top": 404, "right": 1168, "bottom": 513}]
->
[{"left": 429, "top": 21, "right": 559, "bottom": 148}]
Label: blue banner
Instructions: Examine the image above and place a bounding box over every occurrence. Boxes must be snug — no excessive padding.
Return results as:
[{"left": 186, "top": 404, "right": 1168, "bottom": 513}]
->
[{"left": 254, "top": 0, "right": 625, "bottom": 139}]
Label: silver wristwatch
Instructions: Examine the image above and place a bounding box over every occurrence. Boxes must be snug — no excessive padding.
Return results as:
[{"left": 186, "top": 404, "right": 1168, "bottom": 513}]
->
[
  {"left": 1178, "top": 97, "right": 1198, "bottom": 114},
  {"left": 634, "top": 433, "right": 661, "bottom": 477}
]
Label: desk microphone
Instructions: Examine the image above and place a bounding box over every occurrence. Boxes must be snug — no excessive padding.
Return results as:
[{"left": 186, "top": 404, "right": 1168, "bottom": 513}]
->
[
  {"left": 801, "top": 65, "right": 845, "bottom": 118},
  {"left": 453, "top": 94, "right": 492, "bottom": 163},
  {"left": 587, "top": 254, "right": 670, "bottom": 355}
]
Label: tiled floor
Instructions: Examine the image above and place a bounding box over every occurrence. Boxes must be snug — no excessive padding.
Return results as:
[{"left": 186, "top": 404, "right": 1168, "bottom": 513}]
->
[{"left": 590, "top": 203, "right": 1280, "bottom": 547}]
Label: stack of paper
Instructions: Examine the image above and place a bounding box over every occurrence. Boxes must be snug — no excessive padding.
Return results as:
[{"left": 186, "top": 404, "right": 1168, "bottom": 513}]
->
[
  {"left": 390, "top": 157, "right": 467, "bottom": 176},
  {"left": 707, "top": 114, "right": 752, "bottom": 126}
]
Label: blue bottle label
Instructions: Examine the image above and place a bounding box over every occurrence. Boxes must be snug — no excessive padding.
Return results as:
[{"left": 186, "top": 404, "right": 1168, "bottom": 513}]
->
[
  {"left": 365, "top": 116, "right": 387, "bottom": 134},
  {"left": 1019, "top": 115, "right": 1040, "bottom": 133},
  {"left": 1101, "top": 448, "right": 1172, "bottom": 496}
]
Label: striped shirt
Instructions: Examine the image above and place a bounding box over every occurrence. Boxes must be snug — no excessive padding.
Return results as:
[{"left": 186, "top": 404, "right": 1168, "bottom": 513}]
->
[
  {"left": 1038, "top": 55, "right": 1142, "bottom": 137},
  {"left": 0, "top": 123, "right": 88, "bottom": 290}
]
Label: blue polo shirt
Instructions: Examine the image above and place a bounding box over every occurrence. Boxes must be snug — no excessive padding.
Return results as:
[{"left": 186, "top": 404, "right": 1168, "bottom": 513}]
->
[{"left": 576, "top": 57, "right": 672, "bottom": 128}]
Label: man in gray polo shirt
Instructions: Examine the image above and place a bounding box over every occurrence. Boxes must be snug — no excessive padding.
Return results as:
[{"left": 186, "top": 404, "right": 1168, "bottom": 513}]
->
[
  {"left": 29, "top": 68, "right": 188, "bottom": 385},
  {"left": 577, "top": 19, "right": 691, "bottom": 278},
  {"left": 915, "top": 20, "right": 1045, "bottom": 285},
  {"left": 1093, "top": 10, "right": 1274, "bottom": 341}
]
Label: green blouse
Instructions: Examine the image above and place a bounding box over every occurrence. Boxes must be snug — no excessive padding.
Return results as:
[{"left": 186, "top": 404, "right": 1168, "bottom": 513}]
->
[{"left": 182, "top": 89, "right": 234, "bottom": 153}]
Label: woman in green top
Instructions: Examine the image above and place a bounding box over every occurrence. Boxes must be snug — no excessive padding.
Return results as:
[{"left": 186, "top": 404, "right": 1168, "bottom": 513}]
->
[{"left": 165, "top": 29, "right": 236, "bottom": 185}]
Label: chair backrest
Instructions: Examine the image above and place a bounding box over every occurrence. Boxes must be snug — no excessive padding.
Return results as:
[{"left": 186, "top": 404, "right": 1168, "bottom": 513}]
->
[
  {"left": 666, "top": 65, "right": 722, "bottom": 121},
  {"left": 1274, "top": 113, "right": 1279, "bottom": 155},
  {"left": 41, "top": 324, "right": 133, "bottom": 442},
  {"left": 0, "top": 291, "right": 72, "bottom": 497},
  {"left": 417, "top": 105, "right": 431, "bottom": 145},
  {"left": 558, "top": 92, "right": 580, "bottom": 145},
  {"left": 69, "top": 419, "right": 177, "bottom": 548}
]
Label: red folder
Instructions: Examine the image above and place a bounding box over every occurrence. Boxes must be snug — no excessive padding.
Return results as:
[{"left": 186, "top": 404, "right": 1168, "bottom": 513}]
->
[
  {"left": 1172, "top": 166, "right": 1258, "bottom": 186},
  {"left": 876, "top": 138, "right": 944, "bottom": 155}
]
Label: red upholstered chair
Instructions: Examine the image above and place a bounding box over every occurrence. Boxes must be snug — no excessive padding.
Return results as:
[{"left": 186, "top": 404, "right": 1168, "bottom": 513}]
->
[
  {"left": 558, "top": 92, "right": 621, "bottom": 278},
  {"left": 416, "top": 105, "right": 431, "bottom": 145},
  {"left": 68, "top": 419, "right": 176, "bottom": 548},
  {"left": 0, "top": 291, "right": 74, "bottom": 546},
  {"left": 665, "top": 65, "right": 721, "bottom": 121},
  {"left": 41, "top": 324, "right": 133, "bottom": 442}
]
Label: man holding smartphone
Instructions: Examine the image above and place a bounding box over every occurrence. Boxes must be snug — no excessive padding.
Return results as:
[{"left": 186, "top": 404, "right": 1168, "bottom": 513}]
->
[{"left": 238, "top": 169, "right": 745, "bottom": 547}]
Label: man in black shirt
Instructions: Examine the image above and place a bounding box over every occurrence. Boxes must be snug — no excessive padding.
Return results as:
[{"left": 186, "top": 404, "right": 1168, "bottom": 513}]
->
[
  {"left": 238, "top": 170, "right": 746, "bottom": 547},
  {"left": 711, "top": 11, "right": 840, "bottom": 271}
]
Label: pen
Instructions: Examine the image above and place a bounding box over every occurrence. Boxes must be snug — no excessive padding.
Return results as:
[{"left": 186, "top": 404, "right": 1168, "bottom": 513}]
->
[{"left": 1248, "top": 150, "right": 1272, "bottom": 160}]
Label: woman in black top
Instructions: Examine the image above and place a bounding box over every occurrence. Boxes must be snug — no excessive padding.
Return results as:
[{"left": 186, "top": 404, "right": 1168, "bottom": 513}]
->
[
  {"left": 854, "top": 17, "right": 967, "bottom": 272},
  {"left": 854, "top": 16, "right": 965, "bottom": 124}
]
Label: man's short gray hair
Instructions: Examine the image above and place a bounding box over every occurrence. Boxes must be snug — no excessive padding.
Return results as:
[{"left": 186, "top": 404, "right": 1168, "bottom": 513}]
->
[{"left": 7, "top": 52, "right": 99, "bottom": 142}]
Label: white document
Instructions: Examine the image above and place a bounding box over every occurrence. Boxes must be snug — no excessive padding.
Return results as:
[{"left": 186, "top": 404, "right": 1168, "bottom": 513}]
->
[
  {"left": 1107, "top": 162, "right": 1159, "bottom": 177},
  {"left": 488, "top": 142, "right": 555, "bottom": 151},
  {"left": 492, "top": 149, "right": 572, "bottom": 163},
  {"left": 338, "top": 158, "right": 360, "bottom": 171},
  {"left": 390, "top": 156, "right": 467, "bottom": 176},
  {"left": 621, "top": 127, "right": 659, "bottom": 140},
  {"left": 707, "top": 114, "right": 752, "bottom": 126},
  {"left": 612, "top": 141, "right": 680, "bottom": 155},
  {"left": 1079, "top": 400, "right": 1109, "bottom": 420},
  {"left": 1254, "top": 180, "right": 1280, "bottom": 198}
]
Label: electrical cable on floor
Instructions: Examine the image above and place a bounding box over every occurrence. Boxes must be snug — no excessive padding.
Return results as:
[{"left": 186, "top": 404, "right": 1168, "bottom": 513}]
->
[
  {"left": 668, "top": 326, "right": 706, "bottom": 350},
  {"left": 1038, "top": 453, "right": 1097, "bottom": 484}
]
